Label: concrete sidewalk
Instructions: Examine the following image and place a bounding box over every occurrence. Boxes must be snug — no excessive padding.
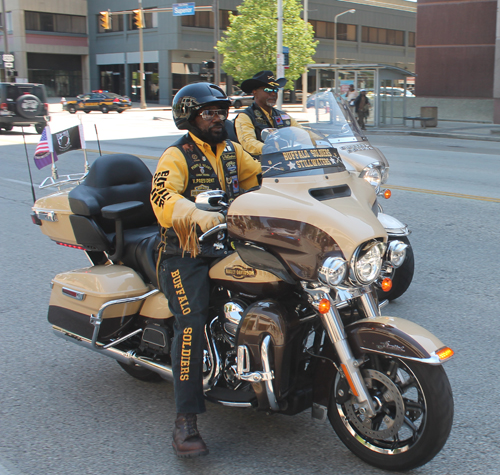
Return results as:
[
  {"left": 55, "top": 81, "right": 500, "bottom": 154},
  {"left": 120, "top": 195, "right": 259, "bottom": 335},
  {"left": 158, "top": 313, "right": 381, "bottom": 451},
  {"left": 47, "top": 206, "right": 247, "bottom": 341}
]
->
[{"left": 48, "top": 99, "right": 500, "bottom": 143}]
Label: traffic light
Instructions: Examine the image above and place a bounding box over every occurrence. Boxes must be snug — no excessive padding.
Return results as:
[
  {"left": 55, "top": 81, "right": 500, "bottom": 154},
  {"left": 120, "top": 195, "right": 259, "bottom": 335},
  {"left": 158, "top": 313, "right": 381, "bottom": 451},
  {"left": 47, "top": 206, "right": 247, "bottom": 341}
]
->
[
  {"left": 100, "top": 11, "right": 111, "bottom": 30},
  {"left": 203, "top": 60, "right": 215, "bottom": 69},
  {"left": 133, "top": 9, "right": 144, "bottom": 29}
]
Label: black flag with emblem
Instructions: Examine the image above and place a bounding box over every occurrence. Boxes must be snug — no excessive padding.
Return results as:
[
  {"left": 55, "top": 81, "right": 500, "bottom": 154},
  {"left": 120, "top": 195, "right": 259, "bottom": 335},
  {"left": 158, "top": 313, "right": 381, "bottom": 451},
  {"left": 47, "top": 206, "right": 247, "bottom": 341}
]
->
[{"left": 52, "top": 125, "right": 83, "bottom": 156}]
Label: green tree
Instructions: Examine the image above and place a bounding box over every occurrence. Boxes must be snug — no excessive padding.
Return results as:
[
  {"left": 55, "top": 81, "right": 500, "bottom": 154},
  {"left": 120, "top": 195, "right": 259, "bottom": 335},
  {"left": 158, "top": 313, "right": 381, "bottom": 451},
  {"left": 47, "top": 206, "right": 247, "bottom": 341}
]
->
[{"left": 216, "top": 0, "right": 317, "bottom": 88}]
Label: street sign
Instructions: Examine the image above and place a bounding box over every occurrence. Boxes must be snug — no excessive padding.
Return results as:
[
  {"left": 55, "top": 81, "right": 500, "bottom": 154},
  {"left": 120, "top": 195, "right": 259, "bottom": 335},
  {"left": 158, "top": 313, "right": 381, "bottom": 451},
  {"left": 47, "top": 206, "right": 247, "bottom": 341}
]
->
[
  {"left": 173, "top": 3, "right": 195, "bottom": 16},
  {"left": 4, "top": 62, "right": 13, "bottom": 68},
  {"left": 2, "top": 54, "right": 14, "bottom": 63}
]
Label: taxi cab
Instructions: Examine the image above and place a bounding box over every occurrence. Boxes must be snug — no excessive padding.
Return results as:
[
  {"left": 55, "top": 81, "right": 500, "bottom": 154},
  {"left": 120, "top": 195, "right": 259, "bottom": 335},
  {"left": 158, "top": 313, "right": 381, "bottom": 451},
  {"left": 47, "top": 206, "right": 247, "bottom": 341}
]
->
[{"left": 63, "top": 91, "right": 132, "bottom": 114}]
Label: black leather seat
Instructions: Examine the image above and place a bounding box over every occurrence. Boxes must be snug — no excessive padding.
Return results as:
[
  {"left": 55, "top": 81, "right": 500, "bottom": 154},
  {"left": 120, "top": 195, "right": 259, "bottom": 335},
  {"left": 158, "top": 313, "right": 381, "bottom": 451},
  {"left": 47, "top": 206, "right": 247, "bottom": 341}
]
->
[{"left": 68, "top": 154, "right": 160, "bottom": 285}]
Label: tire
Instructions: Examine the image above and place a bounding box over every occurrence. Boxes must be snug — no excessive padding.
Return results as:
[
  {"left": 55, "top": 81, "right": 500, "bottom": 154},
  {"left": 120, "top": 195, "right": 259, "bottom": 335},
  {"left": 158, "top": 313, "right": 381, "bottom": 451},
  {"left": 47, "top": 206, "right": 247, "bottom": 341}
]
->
[
  {"left": 117, "top": 361, "right": 162, "bottom": 382},
  {"left": 2, "top": 124, "right": 13, "bottom": 131},
  {"left": 16, "top": 94, "right": 42, "bottom": 119},
  {"left": 68, "top": 106, "right": 76, "bottom": 114},
  {"left": 377, "top": 236, "right": 414, "bottom": 301},
  {"left": 233, "top": 100, "right": 242, "bottom": 109},
  {"left": 35, "top": 123, "right": 46, "bottom": 134},
  {"left": 101, "top": 105, "right": 109, "bottom": 114},
  {"left": 328, "top": 355, "right": 453, "bottom": 471},
  {"left": 84, "top": 110, "right": 90, "bottom": 114},
  {"left": 117, "top": 109, "right": 124, "bottom": 113}
]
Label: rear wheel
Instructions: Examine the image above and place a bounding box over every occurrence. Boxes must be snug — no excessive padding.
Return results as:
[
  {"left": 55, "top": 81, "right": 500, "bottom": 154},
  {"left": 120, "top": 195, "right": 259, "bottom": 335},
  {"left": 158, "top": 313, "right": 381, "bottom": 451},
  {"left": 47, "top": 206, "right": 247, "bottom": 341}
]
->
[
  {"left": 2, "top": 124, "right": 13, "bottom": 131},
  {"left": 117, "top": 361, "right": 162, "bottom": 382},
  {"left": 328, "top": 355, "right": 453, "bottom": 471},
  {"left": 233, "top": 100, "right": 242, "bottom": 109},
  {"left": 101, "top": 105, "right": 109, "bottom": 114},
  {"left": 84, "top": 110, "right": 90, "bottom": 114},
  {"left": 68, "top": 106, "right": 76, "bottom": 114}
]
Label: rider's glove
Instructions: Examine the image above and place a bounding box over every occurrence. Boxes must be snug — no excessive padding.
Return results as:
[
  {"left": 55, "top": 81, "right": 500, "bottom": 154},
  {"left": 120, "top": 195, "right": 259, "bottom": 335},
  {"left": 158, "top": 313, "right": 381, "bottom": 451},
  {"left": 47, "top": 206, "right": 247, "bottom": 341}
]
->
[{"left": 171, "top": 199, "right": 225, "bottom": 257}]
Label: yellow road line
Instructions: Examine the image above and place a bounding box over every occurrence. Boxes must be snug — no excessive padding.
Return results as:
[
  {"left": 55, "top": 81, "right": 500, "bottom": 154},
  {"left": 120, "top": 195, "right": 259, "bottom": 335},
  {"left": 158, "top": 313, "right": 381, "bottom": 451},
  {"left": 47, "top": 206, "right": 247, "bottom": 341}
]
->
[{"left": 388, "top": 185, "right": 500, "bottom": 203}]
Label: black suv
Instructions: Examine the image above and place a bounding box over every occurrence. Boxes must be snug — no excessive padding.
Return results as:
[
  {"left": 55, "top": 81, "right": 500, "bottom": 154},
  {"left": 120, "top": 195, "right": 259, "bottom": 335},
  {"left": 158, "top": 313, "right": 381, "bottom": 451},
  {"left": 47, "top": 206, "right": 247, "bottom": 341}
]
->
[{"left": 0, "top": 82, "right": 50, "bottom": 134}]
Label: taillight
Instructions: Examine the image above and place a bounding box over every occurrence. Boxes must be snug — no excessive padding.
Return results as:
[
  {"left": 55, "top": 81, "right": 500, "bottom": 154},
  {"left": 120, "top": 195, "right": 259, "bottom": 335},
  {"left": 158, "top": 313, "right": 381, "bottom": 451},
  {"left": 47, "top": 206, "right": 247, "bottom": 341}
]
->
[
  {"left": 0, "top": 102, "right": 8, "bottom": 111},
  {"left": 56, "top": 242, "right": 86, "bottom": 250},
  {"left": 113, "top": 98, "right": 119, "bottom": 103},
  {"left": 44, "top": 103, "right": 49, "bottom": 113}
]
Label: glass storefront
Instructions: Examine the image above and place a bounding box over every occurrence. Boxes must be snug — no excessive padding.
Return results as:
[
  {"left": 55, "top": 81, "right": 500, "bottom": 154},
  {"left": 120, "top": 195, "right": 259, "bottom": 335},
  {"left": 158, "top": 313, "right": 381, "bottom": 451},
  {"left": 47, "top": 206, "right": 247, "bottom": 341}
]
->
[
  {"left": 99, "top": 65, "right": 126, "bottom": 96},
  {"left": 27, "top": 53, "right": 82, "bottom": 97},
  {"left": 129, "top": 63, "right": 159, "bottom": 103}
]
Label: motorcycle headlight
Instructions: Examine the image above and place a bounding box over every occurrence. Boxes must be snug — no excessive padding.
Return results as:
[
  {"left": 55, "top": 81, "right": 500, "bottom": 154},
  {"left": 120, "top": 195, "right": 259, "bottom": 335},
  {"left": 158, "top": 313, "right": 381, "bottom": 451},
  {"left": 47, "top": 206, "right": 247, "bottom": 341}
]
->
[
  {"left": 360, "top": 162, "right": 388, "bottom": 192},
  {"left": 386, "top": 240, "right": 408, "bottom": 268},
  {"left": 350, "top": 241, "right": 385, "bottom": 285},
  {"left": 318, "top": 257, "right": 348, "bottom": 287}
]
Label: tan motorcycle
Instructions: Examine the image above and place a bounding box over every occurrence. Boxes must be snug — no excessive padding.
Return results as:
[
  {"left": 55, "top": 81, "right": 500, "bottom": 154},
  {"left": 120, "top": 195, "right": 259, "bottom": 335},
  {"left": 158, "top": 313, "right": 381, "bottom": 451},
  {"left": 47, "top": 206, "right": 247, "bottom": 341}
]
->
[{"left": 32, "top": 123, "right": 453, "bottom": 471}]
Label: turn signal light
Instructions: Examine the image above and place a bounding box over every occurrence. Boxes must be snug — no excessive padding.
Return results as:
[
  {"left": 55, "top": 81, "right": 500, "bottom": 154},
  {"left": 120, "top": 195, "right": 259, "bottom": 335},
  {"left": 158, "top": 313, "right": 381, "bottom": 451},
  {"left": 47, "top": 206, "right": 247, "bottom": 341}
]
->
[
  {"left": 318, "top": 298, "right": 331, "bottom": 314},
  {"left": 383, "top": 189, "right": 392, "bottom": 199},
  {"left": 381, "top": 278, "right": 392, "bottom": 292},
  {"left": 436, "top": 346, "right": 454, "bottom": 361}
]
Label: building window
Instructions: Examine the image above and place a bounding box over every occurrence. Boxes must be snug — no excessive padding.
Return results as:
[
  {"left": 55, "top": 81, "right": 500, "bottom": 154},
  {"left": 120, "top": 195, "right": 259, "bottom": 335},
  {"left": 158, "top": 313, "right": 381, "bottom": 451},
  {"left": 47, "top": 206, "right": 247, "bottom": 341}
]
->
[
  {"left": 128, "top": 9, "right": 157, "bottom": 30},
  {"left": 97, "top": 13, "right": 124, "bottom": 33},
  {"left": 309, "top": 20, "right": 357, "bottom": 40},
  {"left": 408, "top": 31, "right": 415, "bottom": 47},
  {"left": 362, "top": 26, "right": 405, "bottom": 46},
  {"left": 25, "top": 11, "right": 86, "bottom": 34},
  {"left": 181, "top": 10, "right": 235, "bottom": 29}
]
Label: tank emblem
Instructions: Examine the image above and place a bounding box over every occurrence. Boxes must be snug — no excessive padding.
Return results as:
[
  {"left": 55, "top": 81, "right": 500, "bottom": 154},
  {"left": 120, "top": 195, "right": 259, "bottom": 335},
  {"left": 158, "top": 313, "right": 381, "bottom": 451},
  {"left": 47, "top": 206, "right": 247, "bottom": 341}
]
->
[{"left": 225, "top": 265, "right": 257, "bottom": 279}]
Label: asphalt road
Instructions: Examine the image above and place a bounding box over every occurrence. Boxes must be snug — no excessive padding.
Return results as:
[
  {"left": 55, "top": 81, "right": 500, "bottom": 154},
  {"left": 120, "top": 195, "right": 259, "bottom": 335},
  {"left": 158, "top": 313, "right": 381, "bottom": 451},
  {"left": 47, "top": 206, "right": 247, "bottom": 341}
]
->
[{"left": 1, "top": 112, "right": 500, "bottom": 475}]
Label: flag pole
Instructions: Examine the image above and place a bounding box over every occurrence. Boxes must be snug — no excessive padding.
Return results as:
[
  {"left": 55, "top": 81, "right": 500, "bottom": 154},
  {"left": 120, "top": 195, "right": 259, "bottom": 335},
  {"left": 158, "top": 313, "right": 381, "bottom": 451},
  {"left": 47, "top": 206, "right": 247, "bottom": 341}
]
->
[
  {"left": 46, "top": 124, "right": 58, "bottom": 179},
  {"left": 21, "top": 127, "right": 37, "bottom": 204},
  {"left": 94, "top": 124, "right": 102, "bottom": 156},
  {"left": 78, "top": 118, "right": 89, "bottom": 173}
]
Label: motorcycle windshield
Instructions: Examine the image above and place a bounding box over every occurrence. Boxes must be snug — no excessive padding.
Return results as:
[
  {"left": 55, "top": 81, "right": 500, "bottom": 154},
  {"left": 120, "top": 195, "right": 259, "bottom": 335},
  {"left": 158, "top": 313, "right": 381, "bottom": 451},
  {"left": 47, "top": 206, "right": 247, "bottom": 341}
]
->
[{"left": 260, "top": 93, "right": 365, "bottom": 178}]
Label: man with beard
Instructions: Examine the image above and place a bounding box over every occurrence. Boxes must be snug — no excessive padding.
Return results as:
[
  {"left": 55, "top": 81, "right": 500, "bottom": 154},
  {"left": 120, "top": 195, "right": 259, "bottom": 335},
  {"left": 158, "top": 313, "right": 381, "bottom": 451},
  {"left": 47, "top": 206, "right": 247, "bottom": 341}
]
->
[
  {"left": 150, "top": 82, "right": 261, "bottom": 458},
  {"left": 234, "top": 70, "right": 301, "bottom": 157}
]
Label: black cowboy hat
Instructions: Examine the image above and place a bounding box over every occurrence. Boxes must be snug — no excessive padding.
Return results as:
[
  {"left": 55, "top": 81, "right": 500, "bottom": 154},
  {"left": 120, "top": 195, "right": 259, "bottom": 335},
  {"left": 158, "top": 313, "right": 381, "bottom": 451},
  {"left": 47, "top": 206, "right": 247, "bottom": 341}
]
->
[{"left": 240, "top": 70, "right": 287, "bottom": 94}]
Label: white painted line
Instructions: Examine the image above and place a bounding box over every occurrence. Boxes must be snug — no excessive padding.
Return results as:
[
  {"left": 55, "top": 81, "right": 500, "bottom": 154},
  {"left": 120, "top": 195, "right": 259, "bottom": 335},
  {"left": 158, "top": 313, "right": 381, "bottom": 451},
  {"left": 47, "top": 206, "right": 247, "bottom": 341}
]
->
[{"left": 0, "top": 177, "right": 32, "bottom": 186}]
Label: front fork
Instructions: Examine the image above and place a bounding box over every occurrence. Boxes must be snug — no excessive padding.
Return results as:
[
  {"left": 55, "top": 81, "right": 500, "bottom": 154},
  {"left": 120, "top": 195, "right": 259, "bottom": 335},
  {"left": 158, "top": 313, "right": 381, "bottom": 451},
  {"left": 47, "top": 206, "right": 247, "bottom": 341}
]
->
[{"left": 305, "top": 284, "right": 379, "bottom": 417}]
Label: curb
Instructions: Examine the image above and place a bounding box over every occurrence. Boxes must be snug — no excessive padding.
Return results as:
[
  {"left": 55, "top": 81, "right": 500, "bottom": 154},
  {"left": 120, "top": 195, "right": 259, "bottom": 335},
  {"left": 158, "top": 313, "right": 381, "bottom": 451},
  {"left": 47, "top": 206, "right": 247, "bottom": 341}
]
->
[{"left": 367, "top": 129, "right": 500, "bottom": 143}]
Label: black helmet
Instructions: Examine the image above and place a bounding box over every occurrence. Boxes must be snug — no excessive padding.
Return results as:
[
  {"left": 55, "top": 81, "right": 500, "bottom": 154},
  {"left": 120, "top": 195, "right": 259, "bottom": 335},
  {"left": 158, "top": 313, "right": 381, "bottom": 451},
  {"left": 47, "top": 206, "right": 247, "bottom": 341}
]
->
[{"left": 172, "top": 82, "right": 231, "bottom": 130}]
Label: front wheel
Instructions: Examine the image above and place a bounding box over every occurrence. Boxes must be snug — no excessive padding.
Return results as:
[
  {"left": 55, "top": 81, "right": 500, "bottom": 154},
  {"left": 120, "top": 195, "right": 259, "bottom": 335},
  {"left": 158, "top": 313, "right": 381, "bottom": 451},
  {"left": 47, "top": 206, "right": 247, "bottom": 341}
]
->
[
  {"left": 101, "top": 105, "right": 109, "bottom": 114},
  {"left": 233, "top": 100, "right": 242, "bottom": 109},
  {"left": 328, "top": 355, "right": 453, "bottom": 471},
  {"left": 377, "top": 236, "right": 414, "bottom": 301}
]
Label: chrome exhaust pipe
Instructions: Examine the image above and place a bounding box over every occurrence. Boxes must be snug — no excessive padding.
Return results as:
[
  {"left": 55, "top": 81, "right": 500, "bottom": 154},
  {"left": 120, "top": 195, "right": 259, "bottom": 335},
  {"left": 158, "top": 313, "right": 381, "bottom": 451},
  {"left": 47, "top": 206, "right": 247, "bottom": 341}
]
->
[{"left": 52, "top": 326, "right": 174, "bottom": 382}]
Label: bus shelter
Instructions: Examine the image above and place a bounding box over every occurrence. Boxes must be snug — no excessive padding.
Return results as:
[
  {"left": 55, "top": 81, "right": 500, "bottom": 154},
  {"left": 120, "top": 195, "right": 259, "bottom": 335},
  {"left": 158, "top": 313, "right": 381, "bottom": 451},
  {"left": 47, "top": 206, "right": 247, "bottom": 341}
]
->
[{"left": 307, "top": 64, "right": 416, "bottom": 127}]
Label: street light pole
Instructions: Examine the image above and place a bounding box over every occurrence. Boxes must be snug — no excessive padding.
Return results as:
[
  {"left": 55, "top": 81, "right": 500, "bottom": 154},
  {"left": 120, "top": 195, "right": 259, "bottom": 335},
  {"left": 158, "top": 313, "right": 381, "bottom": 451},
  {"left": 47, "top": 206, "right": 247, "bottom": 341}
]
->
[
  {"left": 138, "top": 0, "right": 147, "bottom": 109},
  {"left": 276, "top": 0, "right": 284, "bottom": 109},
  {"left": 334, "top": 9, "right": 355, "bottom": 65},
  {"left": 302, "top": 0, "right": 308, "bottom": 112},
  {"left": 213, "top": 0, "right": 221, "bottom": 86}
]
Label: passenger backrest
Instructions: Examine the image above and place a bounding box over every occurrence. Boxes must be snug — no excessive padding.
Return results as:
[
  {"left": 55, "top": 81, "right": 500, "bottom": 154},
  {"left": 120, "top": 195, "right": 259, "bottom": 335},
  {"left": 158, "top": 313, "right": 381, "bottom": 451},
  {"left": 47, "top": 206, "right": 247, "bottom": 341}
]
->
[{"left": 68, "top": 154, "right": 156, "bottom": 234}]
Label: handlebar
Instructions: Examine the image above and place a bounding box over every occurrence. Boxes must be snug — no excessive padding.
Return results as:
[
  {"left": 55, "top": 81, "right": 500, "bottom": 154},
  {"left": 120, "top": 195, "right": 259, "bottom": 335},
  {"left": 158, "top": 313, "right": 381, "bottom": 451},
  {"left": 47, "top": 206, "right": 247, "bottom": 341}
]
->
[{"left": 199, "top": 223, "right": 227, "bottom": 242}]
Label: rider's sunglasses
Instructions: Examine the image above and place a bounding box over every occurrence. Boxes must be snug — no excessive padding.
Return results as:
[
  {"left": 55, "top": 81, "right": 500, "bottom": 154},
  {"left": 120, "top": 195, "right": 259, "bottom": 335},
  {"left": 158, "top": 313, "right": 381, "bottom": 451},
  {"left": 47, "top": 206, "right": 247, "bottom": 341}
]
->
[
  {"left": 263, "top": 87, "right": 279, "bottom": 94},
  {"left": 199, "top": 109, "right": 228, "bottom": 121}
]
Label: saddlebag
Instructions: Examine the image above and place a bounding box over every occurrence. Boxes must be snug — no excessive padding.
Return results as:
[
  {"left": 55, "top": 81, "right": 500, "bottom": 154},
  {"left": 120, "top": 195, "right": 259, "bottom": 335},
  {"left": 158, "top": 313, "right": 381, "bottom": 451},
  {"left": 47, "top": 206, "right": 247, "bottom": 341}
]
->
[{"left": 48, "top": 265, "right": 149, "bottom": 340}]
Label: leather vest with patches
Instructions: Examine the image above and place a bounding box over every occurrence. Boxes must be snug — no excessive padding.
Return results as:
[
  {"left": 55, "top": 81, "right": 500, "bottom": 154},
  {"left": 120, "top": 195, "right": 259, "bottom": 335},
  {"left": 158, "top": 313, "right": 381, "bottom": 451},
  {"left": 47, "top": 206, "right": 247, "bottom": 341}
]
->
[
  {"left": 158, "top": 134, "right": 241, "bottom": 258},
  {"left": 241, "top": 102, "right": 292, "bottom": 142}
]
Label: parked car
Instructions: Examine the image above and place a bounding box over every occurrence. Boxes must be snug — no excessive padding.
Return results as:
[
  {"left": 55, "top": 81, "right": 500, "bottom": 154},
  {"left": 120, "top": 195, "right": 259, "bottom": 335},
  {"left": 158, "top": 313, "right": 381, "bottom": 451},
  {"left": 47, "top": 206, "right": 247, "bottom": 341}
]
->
[
  {"left": 229, "top": 90, "right": 254, "bottom": 109},
  {"left": 379, "top": 87, "right": 414, "bottom": 97},
  {"left": 0, "top": 82, "right": 49, "bottom": 134},
  {"left": 63, "top": 91, "right": 132, "bottom": 114}
]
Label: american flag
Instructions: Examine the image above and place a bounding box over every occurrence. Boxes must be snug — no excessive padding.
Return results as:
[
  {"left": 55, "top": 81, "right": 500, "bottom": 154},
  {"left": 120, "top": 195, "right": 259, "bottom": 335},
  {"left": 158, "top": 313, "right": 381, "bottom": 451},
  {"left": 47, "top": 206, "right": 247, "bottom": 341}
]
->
[{"left": 34, "top": 126, "right": 57, "bottom": 170}]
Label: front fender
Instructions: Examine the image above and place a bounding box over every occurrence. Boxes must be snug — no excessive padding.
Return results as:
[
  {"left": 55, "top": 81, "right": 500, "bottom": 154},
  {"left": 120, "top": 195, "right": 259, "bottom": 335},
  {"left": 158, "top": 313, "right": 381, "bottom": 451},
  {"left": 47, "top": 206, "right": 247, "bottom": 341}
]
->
[
  {"left": 377, "top": 212, "right": 410, "bottom": 236},
  {"left": 346, "top": 316, "right": 453, "bottom": 365}
]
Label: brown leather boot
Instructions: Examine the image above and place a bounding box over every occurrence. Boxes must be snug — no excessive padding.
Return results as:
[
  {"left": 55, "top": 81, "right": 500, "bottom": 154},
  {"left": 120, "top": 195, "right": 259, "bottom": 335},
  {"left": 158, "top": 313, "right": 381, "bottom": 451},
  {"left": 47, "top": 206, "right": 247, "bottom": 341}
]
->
[{"left": 172, "top": 413, "right": 209, "bottom": 458}]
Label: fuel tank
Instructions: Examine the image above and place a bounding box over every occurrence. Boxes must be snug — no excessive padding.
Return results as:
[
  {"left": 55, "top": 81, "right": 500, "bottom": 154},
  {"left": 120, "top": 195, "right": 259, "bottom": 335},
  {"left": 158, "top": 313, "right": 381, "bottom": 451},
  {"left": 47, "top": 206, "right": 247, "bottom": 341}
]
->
[{"left": 209, "top": 252, "right": 294, "bottom": 296}]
